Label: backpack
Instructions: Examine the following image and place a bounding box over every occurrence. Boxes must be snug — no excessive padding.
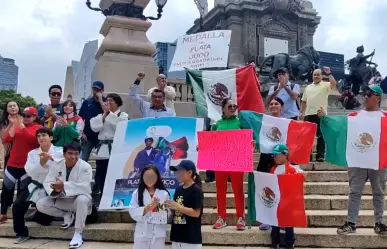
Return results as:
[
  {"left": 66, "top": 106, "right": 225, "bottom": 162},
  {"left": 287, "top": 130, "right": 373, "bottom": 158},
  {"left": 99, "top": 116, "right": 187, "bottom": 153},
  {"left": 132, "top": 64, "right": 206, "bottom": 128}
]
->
[{"left": 274, "top": 83, "right": 300, "bottom": 110}]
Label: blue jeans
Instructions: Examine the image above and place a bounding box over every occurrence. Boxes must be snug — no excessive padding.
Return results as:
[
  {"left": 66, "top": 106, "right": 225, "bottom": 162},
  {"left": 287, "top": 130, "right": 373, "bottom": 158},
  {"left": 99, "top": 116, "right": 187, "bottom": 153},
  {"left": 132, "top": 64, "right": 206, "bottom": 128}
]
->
[
  {"left": 81, "top": 140, "right": 98, "bottom": 162},
  {"left": 271, "top": 226, "right": 295, "bottom": 246}
]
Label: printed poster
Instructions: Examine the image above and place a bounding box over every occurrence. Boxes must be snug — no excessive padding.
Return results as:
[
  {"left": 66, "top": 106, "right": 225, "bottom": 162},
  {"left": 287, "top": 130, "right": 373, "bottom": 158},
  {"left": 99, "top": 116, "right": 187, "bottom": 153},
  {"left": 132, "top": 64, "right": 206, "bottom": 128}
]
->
[{"left": 99, "top": 117, "right": 204, "bottom": 210}]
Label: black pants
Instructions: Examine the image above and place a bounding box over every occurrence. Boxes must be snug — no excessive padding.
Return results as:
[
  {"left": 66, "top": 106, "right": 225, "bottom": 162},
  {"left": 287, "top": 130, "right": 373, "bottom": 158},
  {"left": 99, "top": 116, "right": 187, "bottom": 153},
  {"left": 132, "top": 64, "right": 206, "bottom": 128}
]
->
[
  {"left": 206, "top": 170, "right": 215, "bottom": 180},
  {"left": 92, "top": 159, "right": 109, "bottom": 205},
  {"left": 1, "top": 167, "right": 25, "bottom": 215},
  {"left": 305, "top": 114, "right": 325, "bottom": 159},
  {"left": 271, "top": 226, "right": 295, "bottom": 246},
  {"left": 13, "top": 188, "right": 53, "bottom": 237}
]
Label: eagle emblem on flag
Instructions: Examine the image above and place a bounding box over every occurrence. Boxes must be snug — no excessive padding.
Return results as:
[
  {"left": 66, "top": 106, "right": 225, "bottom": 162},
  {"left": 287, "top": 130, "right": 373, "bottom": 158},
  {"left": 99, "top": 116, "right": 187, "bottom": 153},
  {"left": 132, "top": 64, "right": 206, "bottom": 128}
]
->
[
  {"left": 352, "top": 132, "right": 375, "bottom": 153},
  {"left": 266, "top": 127, "right": 283, "bottom": 142},
  {"left": 207, "top": 82, "right": 232, "bottom": 106},
  {"left": 259, "top": 187, "right": 277, "bottom": 208}
]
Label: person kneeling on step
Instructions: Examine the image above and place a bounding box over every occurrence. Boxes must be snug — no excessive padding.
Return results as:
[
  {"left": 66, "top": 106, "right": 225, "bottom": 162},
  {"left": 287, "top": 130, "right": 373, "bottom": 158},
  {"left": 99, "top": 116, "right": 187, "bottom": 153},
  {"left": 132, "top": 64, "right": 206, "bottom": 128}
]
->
[
  {"left": 37, "top": 142, "right": 93, "bottom": 249},
  {"left": 12, "top": 127, "right": 62, "bottom": 244}
]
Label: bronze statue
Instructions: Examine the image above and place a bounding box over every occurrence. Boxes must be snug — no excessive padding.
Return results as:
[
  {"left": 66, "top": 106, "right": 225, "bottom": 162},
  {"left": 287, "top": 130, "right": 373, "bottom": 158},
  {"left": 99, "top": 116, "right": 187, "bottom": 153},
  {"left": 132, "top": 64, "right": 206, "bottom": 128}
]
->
[
  {"left": 345, "top": 45, "right": 379, "bottom": 94},
  {"left": 259, "top": 44, "right": 320, "bottom": 81}
]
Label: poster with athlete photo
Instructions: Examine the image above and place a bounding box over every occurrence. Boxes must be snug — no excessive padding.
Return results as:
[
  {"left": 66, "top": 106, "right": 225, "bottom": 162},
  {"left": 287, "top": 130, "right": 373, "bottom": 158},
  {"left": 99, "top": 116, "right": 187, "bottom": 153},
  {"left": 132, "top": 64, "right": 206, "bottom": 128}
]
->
[{"left": 99, "top": 117, "right": 204, "bottom": 210}]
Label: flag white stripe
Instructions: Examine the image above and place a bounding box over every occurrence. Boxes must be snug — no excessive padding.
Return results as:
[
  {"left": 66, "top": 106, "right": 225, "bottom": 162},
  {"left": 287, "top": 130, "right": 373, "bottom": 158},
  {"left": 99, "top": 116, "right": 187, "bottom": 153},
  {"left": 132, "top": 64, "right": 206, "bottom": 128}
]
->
[
  {"left": 346, "top": 116, "right": 380, "bottom": 169},
  {"left": 202, "top": 68, "right": 238, "bottom": 121},
  {"left": 253, "top": 172, "right": 281, "bottom": 226},
  {"left": 259, "top": 115, "right": 291, "bottom": 153}
]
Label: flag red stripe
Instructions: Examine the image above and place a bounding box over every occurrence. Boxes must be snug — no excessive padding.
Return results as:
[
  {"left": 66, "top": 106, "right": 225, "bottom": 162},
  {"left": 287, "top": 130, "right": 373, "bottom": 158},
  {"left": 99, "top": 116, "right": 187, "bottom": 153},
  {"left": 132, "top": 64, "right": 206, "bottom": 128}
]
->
[
  {"left": 277, "top": 173, "right": 307, "bottom": 227},
  {"left": 379, "top": 117, "right": 387, "bottom": 168},
  {"left": 236, "top": 65, "right": 265, "bottom": 114},
  {"left": 286, "top": 120, "right": 317, "bottom": 164}
]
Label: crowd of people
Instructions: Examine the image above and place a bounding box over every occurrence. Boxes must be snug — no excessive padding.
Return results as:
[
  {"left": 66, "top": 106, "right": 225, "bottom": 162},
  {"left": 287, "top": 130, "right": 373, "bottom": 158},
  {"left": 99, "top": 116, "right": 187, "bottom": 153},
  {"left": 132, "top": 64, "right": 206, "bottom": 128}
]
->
[{"left": 0, "top": 67, "right": 387, "bottom": 249}]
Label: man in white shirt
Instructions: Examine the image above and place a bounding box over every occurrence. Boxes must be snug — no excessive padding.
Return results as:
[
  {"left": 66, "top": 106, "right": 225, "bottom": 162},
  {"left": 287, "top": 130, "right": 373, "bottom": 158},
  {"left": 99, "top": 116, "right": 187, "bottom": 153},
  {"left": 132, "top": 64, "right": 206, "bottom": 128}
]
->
[
  {"left": 147, "top": 74, "right": 176, "bottom": 111},
  {"left": 12, "top": 127, "right": 63, "bottom": 244},
  {"left": 37, "top": 143, "right": 93, "bottom": 249},
  {"left": 267, "top": 68, "right": 300, "bottom": 120}
]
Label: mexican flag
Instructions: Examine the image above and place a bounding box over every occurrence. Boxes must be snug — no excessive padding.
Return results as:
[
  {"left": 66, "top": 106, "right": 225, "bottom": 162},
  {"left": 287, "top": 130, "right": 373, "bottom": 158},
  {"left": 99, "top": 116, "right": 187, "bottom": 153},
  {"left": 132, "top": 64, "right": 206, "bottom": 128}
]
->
[
  {"left": 247, "top": 171, "right": 307, "bottom": 227},
  {"left": 186, "top": 65, "right": 265, "bottom": 121},
  {"left": 320, "top": 115, "right": 387, "bottom": 169},
  {"left": 239, "top": 111, "right": 317, "bottom": 164}
]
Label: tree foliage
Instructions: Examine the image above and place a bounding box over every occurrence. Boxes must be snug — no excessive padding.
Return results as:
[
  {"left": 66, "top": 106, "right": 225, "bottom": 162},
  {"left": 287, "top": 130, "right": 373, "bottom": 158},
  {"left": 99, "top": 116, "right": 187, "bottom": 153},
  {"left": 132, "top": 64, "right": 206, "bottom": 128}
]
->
[{"left": 0, "top": 90, "right": 38, "bottom": 116}]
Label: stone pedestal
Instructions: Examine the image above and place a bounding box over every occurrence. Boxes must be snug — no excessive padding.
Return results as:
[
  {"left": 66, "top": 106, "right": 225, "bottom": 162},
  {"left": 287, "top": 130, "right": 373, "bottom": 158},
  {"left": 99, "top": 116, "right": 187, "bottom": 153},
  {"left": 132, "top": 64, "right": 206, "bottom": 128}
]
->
[{"left": 93, "top": 1, "right": 158, "bottom": 98}]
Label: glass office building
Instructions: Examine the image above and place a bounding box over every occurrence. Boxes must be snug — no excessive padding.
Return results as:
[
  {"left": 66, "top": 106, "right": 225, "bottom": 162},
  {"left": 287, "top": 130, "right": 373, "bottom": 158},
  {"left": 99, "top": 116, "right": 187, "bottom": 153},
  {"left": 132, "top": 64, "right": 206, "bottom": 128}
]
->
[
  {"left": 318, "top": 51, "right": 345, "bottom": 81},
  {"left": 0, "top": 55, "right": 18, "bottom": 91},
  {"left": 153, "top": 42, "right": 185, "bottom": 79}
]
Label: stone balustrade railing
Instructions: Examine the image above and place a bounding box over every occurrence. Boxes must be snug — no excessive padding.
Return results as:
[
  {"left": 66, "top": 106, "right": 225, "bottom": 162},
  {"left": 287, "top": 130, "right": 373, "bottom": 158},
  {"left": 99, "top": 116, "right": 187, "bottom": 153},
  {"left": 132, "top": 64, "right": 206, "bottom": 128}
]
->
[{"left": 167, "top": 79, "right": 194, "bottom": 102}]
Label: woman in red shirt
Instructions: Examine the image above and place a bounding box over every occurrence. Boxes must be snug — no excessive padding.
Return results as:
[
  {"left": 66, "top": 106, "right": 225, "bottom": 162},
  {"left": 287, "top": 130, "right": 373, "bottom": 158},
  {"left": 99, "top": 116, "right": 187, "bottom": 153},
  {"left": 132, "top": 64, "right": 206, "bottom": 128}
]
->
[{"left": 0, "top": 107, "right": 41, "bottom": 224}]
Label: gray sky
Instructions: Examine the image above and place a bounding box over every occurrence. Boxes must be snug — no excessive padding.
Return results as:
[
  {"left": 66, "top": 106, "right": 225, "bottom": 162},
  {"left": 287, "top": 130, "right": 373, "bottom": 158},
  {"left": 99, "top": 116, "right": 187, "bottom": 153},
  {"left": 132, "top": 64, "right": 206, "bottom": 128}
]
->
[{"left": 0, "top": 0, "right": 386, "bottom": 103}]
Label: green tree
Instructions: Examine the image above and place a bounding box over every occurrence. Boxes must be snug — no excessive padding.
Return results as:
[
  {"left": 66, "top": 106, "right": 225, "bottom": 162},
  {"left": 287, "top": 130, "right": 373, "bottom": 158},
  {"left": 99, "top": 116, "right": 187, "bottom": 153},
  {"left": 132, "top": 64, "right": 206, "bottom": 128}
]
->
[{"left": 0, "top": 90, "right": 38, "bottom": 116}]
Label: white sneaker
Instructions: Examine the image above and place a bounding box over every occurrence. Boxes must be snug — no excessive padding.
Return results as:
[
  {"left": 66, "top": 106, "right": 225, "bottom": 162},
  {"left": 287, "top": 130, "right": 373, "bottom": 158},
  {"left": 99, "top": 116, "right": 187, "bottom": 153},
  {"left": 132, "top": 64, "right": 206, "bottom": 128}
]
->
[
  {"left": 61, "top": 212, "right": 75, "bottom": 229},
  {"left": 69, "top": 232, "right": 83, "bottom": 248}
]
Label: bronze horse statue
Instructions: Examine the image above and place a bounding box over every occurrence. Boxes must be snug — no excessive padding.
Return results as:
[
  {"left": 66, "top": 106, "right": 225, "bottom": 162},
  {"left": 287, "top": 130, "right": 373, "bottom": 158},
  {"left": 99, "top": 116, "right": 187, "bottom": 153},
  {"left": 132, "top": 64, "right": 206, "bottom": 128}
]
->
[{"left": 259, "top": 44, "right": 320, "bottom": 81}]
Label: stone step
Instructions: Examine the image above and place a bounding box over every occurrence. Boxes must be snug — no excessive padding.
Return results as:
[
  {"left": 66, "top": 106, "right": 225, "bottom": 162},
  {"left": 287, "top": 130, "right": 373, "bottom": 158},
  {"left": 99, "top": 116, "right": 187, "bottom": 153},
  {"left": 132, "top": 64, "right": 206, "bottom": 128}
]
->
[
  {"left": 0, "top": 238, "right": 351, "bottom": 249},
  {"left": 0, "top": 222, "right": 385, "bottom": 248},
  {"left": 5, "top": 208, "right": 379, "bottom": 228}
]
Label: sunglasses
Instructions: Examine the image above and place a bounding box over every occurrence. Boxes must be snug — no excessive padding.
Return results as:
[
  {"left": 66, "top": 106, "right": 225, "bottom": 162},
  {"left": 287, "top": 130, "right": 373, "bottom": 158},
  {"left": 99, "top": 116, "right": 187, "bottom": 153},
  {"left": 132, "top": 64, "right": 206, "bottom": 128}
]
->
[
  {"left": 50, "top": 92, "right": 61, "bottom": 97},
  {"left": 362, "top": 92, "right": 379, "bottom": 98},
  {"left": 21, "top": 113, "right": 32, "bottom": 118},
  {"left": 227, "top": 104, "right": 238, "bottom": 110}
]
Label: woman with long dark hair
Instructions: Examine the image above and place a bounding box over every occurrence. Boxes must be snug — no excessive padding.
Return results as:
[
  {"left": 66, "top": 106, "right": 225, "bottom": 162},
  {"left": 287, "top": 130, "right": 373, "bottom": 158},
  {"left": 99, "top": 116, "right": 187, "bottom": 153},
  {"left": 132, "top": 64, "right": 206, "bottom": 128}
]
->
[
  {"left": 129, "top": 165, "right": 170, "bottom": 249},
  {"left": 0, "top": 101, "right": 22, "bottom": 168},
  {"left": 52, "top": 100, "right": 84, "bottom": 147}
]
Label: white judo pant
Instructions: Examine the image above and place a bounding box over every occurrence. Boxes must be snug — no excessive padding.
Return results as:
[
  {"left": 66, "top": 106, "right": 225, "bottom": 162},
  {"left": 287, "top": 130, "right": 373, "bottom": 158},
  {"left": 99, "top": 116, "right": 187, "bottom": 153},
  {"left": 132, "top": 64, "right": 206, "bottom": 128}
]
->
[
  {"left": 36, "top": 195, "right": 92, "bottom": 233},
  {"left": 133, "top": 238, "right": 166, "bottom": 249},
  {"left": 171, "top": 242, "right": 202, "bottom": 249}
]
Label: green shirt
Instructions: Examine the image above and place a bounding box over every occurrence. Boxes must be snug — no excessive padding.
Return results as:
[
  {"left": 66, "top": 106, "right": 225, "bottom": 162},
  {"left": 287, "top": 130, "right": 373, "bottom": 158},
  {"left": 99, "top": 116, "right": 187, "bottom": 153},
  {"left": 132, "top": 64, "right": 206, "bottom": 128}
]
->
[{"left": 211, "top": 115, "right": 241, "bottom": 131}]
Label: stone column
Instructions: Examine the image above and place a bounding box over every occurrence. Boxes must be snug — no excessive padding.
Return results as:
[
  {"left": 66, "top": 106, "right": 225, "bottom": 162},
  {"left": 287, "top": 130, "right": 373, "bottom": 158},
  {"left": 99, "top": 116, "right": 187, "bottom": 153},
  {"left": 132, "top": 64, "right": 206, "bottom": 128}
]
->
[{"left": 93, "top": 0, "right": 159, "bottom": 97}]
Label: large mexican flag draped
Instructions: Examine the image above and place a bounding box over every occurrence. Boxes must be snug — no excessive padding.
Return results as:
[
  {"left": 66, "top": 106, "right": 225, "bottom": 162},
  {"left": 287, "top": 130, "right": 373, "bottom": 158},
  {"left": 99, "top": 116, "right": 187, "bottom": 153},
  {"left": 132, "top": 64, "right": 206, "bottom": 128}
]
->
[
  {"left": 247, "top": 171, "right": 307, "bottom": 227},
  {"left": 320, "top": 115, "right": 387, "bottom": 169},
  {"left": 186, "top": 65, "right": 265, "bottom": 121},
  {"left": 239, "top": 111, "right": 317, "bottom": 164}
]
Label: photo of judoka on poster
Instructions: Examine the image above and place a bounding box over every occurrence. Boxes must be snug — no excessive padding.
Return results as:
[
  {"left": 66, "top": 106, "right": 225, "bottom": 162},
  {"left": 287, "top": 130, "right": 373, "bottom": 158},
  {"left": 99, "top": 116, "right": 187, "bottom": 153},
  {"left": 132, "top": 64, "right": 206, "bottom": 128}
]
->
[{"left": 99, "top": 117, "right": 204, "bottom": 210}]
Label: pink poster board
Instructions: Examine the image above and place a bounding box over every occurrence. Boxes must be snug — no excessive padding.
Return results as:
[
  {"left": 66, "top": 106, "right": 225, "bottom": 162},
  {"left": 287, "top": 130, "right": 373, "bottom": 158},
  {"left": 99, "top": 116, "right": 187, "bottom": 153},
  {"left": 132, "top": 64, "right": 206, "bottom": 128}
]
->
[{"left": 197, "top": 129, "right": 253, "bottom": 172}]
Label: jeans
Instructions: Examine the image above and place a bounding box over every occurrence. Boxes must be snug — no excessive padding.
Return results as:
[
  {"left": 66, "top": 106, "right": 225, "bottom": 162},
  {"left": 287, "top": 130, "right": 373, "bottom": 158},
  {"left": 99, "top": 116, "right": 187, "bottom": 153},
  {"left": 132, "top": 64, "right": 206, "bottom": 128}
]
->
[
  {"left": 305, "top": 114, "right": 325, "bottom": 158},
  {"left": 271, "top": 226, "right": 295, "bottom": 246},
  {"left": 81, "top": 140, "right": 99, "bottom": 162}
]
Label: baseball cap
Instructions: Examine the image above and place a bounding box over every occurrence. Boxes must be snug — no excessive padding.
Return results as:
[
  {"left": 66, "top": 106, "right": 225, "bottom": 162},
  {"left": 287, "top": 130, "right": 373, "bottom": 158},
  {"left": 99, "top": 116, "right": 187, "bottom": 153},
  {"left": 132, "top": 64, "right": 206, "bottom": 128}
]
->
[
  {"left": 23, "top": 107, "right": 38, "bottom": 116},
  {"left": 272, "top": 144, "right": 289, "bottom": 155},
  {"left": 170, "top": 160, "right": 197, "bottom": 173},
  {"left": 92, "top": 81, "right": 104, "bottom": 90},
  {"left": 365, "top": 84, "right": 383, "bottom": 96},
  {"left": 274, "top": 67, "right": 289, "bottom": 78}
]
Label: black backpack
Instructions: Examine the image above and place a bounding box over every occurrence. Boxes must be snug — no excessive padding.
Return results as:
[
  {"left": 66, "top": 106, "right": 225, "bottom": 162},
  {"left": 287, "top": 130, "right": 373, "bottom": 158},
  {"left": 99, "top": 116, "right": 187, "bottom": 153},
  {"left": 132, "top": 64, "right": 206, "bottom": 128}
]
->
[{"left": 274, "top": 83, "right": 300, "bottom": 110}]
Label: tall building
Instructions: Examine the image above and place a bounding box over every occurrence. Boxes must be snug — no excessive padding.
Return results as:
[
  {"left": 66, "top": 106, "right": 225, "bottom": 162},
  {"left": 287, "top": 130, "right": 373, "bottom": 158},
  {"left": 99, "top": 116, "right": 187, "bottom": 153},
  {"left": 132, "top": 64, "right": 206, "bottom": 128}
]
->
[
  {"left": 318, "top": 51, "right": 345, "bottom": 80},
  {"left": 152, "top": 42, "right": 185, "bottom": 79},
  {"left": 0, "top": 55, "right": 18, "bottom": 91},
  {"left": 64, "top": 40, "right": 98, "bottom": 104}
]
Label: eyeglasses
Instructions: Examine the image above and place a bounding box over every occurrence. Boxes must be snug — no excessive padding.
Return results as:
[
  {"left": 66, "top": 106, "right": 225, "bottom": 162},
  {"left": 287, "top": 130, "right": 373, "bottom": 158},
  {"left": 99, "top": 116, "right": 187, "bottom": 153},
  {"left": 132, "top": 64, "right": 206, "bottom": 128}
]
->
[
  {"left": 21, "top": 113, "right": 32, "bottom": 118},
  {"left": 50, "top": 92, "right": 61, "bottom": 97},
  {"left": 362, "top": 92, "right": 379, "bottom": 98},
  {"left": 227, "top": 104, "right": 238, "bottom": 110}
]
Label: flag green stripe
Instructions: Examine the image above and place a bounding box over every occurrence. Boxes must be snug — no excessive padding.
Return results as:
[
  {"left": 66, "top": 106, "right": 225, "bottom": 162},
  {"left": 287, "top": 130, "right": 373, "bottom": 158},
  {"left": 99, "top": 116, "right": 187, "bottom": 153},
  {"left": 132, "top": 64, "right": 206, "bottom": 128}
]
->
[
  {"left": 239, "top": 111, "right": 263, "bottom": 150},
  {"left": 247, "top": 172, "right": 256, "bottom": 226},
  {"left": 186, "top": 70, "right": 208, "bottom": 117},
  {"left": 320, "top": 115, "right": 348, "bottom": 167}
]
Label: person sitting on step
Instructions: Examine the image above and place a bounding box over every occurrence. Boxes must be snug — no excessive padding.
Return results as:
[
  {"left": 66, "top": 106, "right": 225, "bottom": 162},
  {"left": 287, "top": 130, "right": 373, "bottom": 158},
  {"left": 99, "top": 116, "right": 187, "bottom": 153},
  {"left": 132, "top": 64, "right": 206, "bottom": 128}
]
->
[{"left": 36, "top": 142, "right": 93, "bottom": 249}]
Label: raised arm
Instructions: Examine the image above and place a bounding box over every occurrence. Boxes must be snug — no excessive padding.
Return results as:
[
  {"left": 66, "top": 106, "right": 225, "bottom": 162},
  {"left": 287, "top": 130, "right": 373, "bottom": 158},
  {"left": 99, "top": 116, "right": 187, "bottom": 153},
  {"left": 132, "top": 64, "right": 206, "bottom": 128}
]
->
[{"left": 128, "top": 73, "right": 151, "bottom": 116}]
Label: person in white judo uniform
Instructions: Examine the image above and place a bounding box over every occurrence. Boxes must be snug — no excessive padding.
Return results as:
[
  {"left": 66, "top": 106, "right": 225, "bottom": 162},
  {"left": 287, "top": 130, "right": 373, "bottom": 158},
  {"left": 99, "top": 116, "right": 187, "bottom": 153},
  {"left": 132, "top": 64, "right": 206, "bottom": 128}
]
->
[{"left": 36, "top": 142, "right": 93, "bottom": 249}]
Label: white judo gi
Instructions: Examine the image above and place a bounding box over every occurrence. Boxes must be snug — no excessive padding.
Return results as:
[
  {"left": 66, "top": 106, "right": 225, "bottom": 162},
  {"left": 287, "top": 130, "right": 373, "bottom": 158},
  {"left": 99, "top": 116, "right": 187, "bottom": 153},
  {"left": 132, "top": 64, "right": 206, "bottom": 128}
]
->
[
  {"left": 129, "top": 188, "right": 170, "bottom": 249},
  {"left": 36, "top": 159, "right": 93, "bottom": 233}
]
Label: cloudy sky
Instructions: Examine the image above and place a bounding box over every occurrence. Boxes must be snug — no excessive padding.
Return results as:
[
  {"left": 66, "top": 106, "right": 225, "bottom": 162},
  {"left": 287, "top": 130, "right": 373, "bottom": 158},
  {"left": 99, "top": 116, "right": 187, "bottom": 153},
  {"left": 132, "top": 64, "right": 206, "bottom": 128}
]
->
[{"left": 0, "top": 0, "right": 386, "bottom": 103}]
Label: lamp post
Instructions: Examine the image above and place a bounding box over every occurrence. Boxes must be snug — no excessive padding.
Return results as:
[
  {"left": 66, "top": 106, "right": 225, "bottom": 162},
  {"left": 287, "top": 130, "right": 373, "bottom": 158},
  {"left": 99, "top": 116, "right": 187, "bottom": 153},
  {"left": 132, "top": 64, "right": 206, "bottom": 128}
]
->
[
  {"left": 84, "top": 0, "right": 168, "bottom": 116},
  {"left": 194, "top": 0, "right": 208, "bottom": 32},
  {"left": 85, "top": 0, "right": 167, "bottom": 20}
]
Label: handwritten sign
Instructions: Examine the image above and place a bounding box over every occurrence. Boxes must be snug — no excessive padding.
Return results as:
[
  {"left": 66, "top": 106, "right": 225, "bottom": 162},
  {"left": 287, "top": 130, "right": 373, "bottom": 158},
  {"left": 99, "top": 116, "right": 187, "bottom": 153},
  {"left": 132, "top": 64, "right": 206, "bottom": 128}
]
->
[
  {"left": 169, "top": 30, "right": 231, "bottom": 71},
  {"left": 197, "top": 129, "right": 253, "bottom": 172}
]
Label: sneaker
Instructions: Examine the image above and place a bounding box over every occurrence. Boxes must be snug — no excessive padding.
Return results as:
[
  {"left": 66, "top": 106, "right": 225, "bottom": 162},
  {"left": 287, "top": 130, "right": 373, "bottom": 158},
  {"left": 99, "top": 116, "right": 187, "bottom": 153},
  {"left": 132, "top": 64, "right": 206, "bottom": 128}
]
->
[
  {"left": 213, "top": 217, "right": 227, "bottom": 229},
  {"left": 236, "top": 217, "right": 246, "bottom": 231},
  {"left": 0, "top": 215, "right": 7, "bottom": 224},
  {"left": 69, "top": 232, "right": 83, "bottom": 248},
  {"left": 259, "top": 223, "right": 271, "bottom": 231},
  {"left": 374, "top": 223, "right": 387, "bottom": 235},
  {"left": 61, "top": 212, "right": 75, "bottom": 229},
  {"left": 204, "top": 178, "right": 215, "bottom": 183},
  {"left": 337, "top": 222, "right": 356, "bottom": 235},
  {"left": 14, "top": 236, "right": 30, "bottom": 244}
]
